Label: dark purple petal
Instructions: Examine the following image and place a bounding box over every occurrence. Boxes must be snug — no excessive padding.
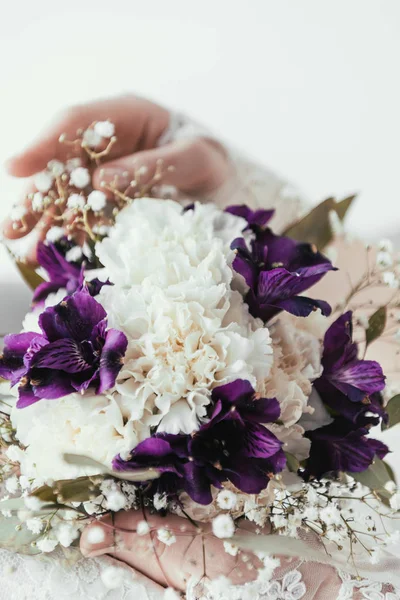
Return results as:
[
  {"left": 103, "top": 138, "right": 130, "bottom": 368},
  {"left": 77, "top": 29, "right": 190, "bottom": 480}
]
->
[
  {"left": 211, "top": 379, "right": 255, "bottom": 406},
  {"left": 329, "top": 359, "right": 385, "bottom": 403},
  {"left": 275, "top": 297, "right": 332, "bottom": 318},
  {"left": 241, "top": 422, "right": 283, "bottom": 459},
  {"left": 98, "top": 328, "right": 128, "bottom": 393},
  {"left": 323, "top": 311, "right": 353, "bottom": 357},
  {"left": 239, "top": 396, "right": 281, "bottom": 424},
  {"left": 30, "top": 339, "right": 92, "bottom": 373},
  {"left": 0, "top": 333, "right": 36, "bottom": 384},
  {"left": 32, "top": 371, "right": 75, "bottom": 400},
  {"left": 304, "top": 419, "right": 389, "bottom": 478},
  {"left": 182, "top": 462, "right": 214, "bottom": 505},
  {"left": 39, "top": 288, "right": 106, "bottom": 343},
  {"left": 226, "top": 205, "right": 274, "bottom": 229},
  {"left": 232, "top": 252, "right": 258, "bottom": 289},
  {"left": 16, "top": 382, "right": 37, "bottom": 408}
]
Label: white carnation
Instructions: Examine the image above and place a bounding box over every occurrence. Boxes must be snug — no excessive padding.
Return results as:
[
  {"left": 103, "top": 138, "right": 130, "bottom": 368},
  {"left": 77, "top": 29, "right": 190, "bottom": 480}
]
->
[
  {"left": 11, "top": 393, "right": 145, "bottom": 482},
  {"left": 95, "top": 199, "right": 272, "bottom": 435}
]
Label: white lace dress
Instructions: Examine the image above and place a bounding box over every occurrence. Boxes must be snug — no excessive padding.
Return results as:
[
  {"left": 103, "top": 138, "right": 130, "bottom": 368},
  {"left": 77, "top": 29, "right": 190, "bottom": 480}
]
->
[{"left": 0, "top": 113, "right": 398, "bottom": 600}]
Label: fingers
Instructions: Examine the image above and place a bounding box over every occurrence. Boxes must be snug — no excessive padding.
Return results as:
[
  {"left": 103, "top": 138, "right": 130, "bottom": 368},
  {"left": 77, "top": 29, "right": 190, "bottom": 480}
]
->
[
  {"left": 81, "top": 509, "right": 261, "bottom": 592},
  {"left": 6, "top": 95, "right": 169, "bottom": 178},
  {"left": 92, "top": 138, "right": 230, "bottom": 196},
  {"left": 81, "top": 509, "right": 198, "bottom": 590}
]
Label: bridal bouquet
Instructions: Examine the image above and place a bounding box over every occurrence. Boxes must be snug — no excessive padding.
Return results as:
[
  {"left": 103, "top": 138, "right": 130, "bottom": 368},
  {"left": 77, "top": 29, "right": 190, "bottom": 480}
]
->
[{"left": 1, "top": 122, "right": 400, "bottom": 596}]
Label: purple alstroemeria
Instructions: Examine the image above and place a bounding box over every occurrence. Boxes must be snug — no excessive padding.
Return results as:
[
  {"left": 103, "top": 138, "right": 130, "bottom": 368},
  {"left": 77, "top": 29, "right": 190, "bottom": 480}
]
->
[
  {"left": 231, "top": 229, "right": 334, "bottom": 321},
  {"left": 225, "top": 204, "right": 275, "bottom": 231},
  {"left": 113, "top": 379, "right": 286, "bottom": 505},
  {"left": 0, "top": 288, "right": 127, "bottom": 408},
  {"left": 33, "top": 242, "right": 84, "bottom": 304},
  {"left": 304, "top": 418, "right": 388, "bottom": 479},
  {"left": 314, "top": 312, "right": 386, "bottom": 405},
  {"left": 33, "top": 242, "right": 109, "bottom": 305}
]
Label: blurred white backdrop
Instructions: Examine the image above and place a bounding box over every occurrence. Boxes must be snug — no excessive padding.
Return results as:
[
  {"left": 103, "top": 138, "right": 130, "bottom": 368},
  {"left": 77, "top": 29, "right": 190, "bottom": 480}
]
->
[{"left": 0, "top": 0, "right": 399, "bottom": 328}]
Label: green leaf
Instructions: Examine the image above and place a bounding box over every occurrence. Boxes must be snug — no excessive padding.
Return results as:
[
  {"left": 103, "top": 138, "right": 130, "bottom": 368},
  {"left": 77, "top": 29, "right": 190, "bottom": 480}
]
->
[
  {"left": 384, "top": 395, "right": 400, "bottom": 429},
  {"left": 0, "top": 513, "right": 42, "bottom": 555},
  {"left": 284, "top": 452, "right": 300, "bottom": 473},
  {"left": 33, "top": 476, "right": 101, "bottom": 504},
  {"left": 63, "top": 453, "right": 160, "bottom": 482},
  {"left": 365, "top": 306, "right": 387, "bottom": 347},
  {"left": 335, "top": 194, "right": 357, "bottom": 221},
  {"left": 351, "top": 457, "right": 393, "bottom": 505},
  {"left": 383, "top": 460, "right": 397, "bottom": 485},
  {"left": 283, "top": 195, "right": 356, "bottom": 250},
  {"left": 14, "top": 260, "right": 45, "bottom": 291},
  {"left": 232, "top": 532, "right": 328, "bottom": 563}
]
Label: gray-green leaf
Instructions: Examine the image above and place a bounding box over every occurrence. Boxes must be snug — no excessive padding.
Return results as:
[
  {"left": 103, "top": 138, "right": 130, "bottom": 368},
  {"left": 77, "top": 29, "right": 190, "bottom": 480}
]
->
[
  {"left": 63, "top": 453, "right": 160, "bottom": 483},
  {"left": 351, "top": 457, "right": 393, "bottom": 505},
  {"left": 365, "top": 306, "right": 387, "bottom": 347},
  {"left": 0, "top": 513, "right": 42, "bottom": 555},
  {"left": 384, "top": 395, "right": 400, "bottom": 430},
  {"left": 283, "top": 195, "right": 356, "bottom": 249}
]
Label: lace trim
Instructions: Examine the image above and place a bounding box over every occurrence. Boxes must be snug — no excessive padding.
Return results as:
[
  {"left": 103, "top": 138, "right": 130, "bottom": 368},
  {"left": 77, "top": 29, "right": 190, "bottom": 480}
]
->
[
  {"left": 186, "top": 568, "right": 307, "bottom": 600},
  {"left": 338, "top": 570, "right": 400, "bottom": 600}
]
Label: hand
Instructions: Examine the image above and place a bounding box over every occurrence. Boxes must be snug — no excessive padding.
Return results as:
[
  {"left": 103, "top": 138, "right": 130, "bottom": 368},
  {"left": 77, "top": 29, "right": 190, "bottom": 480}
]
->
[
  {"left": 80, "top": 509, "right": 261, "bottom": 593},
  {"left": 2, "top": 95, "right": 230, "bottom": 259}
]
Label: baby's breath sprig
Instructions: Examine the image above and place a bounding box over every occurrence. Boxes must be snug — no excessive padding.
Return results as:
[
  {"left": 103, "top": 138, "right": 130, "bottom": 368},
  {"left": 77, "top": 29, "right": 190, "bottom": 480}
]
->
[{"left": 9, "top": 121, "right": 169, "bottom": 254}]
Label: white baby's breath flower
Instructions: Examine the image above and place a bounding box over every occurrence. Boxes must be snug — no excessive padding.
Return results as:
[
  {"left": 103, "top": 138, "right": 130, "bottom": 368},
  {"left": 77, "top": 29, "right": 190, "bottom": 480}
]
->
[
  {"left": 6, "top": 444, "right": 24, "bottom": 463},
  {"left": 223, "top": 541, "right": 239, "bottom": 556},
  {"left": 47, "top": 160, "right": 65, "bottom": 177},
  {"left": 37, "top": 537, "right": 58, "bottom": 553},
  {"left": 83, "top": 128, "right": 103, "bottom": 148},
  {"left": 31, "top": 192, "right": 44, "bottom": 212},
  {"left": 319, "top": 503, "right": 342, "bottom": 526},
  {"left": 357, "top": 314, "right": 369, "bottom": 329},
  {"left": 212, "top": 514, "right": 235, "bottom": 539},
  {"left": 383, "top": 271, "right": 399, "bottom": 289},
  {"left": 377, "top": 251, "right": 393, "bottom": 268},
  {"left": 10, "top": 205, "right": 27, "bottom": 221},
  {"left": 217, "top": 490, "right": 237, "bottom": 510},
  {"left": 26, "top": 518, "right": 44, "bottom": 534},
  {"left": 34, "top": 171, "right": 54, "bottom": 193},
  {"left": 101, "top": 566, "right": 126, "bottom": 589},
  {"left": 87, "top": 190, "right": 107, "bottom": 212},
  {"left": 94, "top": 121, "right": 115, "bottom": 139},
  {"left": 385, "top": 481, "right": 397, "bottom": 493},
  {"left": 86, "top": 525, "right": 106, "bottom": 544},
  {"left": 46, "top": 226, "right": 64, "bottom": 243},
  {"left": 70, "top": 167, "right": 90, "bottom": 189},
  {"left": 105, "top": 490, "right": 126, "bottom": 512},
  {"left": 55, "top": 522, "right": 79, "bottom": 547},
  {"left": 5, "top": 475, "right": 19, "bottom": 494},
  {"left": 378, "top": 239, "right": 394, "bottom": 253},
  {"left": 67, "top": 193, "right": 86, "bottom": 210},
  {"left": 390, "top": 492, "right": 400, "bottom": 511},
  {"left": 157, "top": 528, "right": 176, "bottom": 546},
  {"left": 65, "top": 245, "right": 83, "bottom": 262},
  {"left": 24, "top": 496, "right": 43, "bottom": 511},
  {"left": 153, "top": 492, "right": 168, "bottom": 511},
  {"left": 136, "top": 520, "right": 150, "bottom": 536}
]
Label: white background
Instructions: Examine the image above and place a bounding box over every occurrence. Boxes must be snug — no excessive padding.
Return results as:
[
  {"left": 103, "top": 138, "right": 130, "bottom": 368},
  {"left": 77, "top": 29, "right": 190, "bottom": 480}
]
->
[{"left": 0, "top": 0, "right": 399, "bottom": 328}]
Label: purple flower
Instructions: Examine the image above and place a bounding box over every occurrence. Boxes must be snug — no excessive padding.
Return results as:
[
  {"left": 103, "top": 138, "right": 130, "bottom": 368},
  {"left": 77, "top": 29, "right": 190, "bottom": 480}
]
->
[
  {"left": 304, "top": 418, "right": 388, "bottom": 479},
  {"left": 225, "top": 204, "right": 275, "bottom": 231},
  {"left": 33, "top": 242, "right": 109, "bottom": 305},
  {"left": 113, "top": 380, "right": 286, "bottom": 505},
  {"left": 315, "top": 312, "right": 386, "bottom": 404},
  {"left": 33, "top": 242, "right": 83, "bottom": 304},
  {"left": 0, "top": 288, "right": 127, "bottom": 408},
  {"left": 231, "top": 230, "right": 334, "bottom": 321}
]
